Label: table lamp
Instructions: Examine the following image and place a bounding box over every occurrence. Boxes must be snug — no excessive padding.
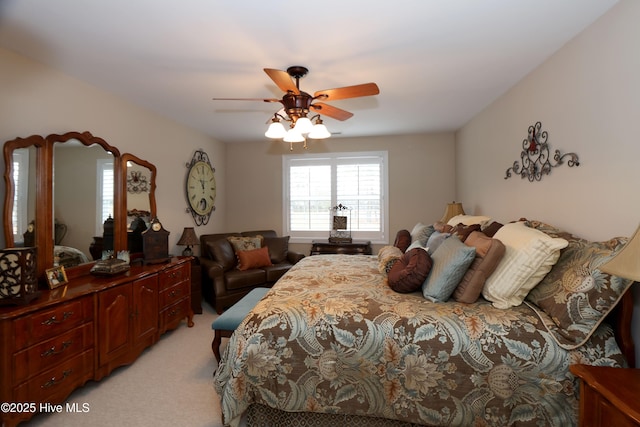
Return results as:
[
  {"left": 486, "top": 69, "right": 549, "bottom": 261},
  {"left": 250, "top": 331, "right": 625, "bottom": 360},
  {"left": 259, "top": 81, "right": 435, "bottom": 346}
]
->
[
  {"left": 441, "top": 201, "right": 465, "bottom": 223},
  {"left": 599, "top": 223, "right": 640, "bottom": 281},
  {"left": 177, "top": 227, "right": 199, "bottom": 257}
]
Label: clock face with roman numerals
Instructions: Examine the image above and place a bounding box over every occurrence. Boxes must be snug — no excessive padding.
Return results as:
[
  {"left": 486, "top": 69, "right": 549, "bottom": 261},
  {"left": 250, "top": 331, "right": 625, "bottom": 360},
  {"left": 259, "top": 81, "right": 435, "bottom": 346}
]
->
[{"left": 185, "top": 150, "right": 216, "bottom": 225}]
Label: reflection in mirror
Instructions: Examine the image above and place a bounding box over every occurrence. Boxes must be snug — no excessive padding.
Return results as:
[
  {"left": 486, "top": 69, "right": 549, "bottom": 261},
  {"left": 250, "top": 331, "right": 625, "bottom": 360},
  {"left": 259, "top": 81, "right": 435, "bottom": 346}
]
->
[
  {"left": 3, "top": 134, "right": 46, "bottom": 254},
  {"left": 53, "top": 141, "right": 115, "bottom": 268},
  {"left": 11, "top": 146, "right": 37, "bottom": 246},
  {"left": 121, "top": 153, "right": 157, "bottom": 255}
]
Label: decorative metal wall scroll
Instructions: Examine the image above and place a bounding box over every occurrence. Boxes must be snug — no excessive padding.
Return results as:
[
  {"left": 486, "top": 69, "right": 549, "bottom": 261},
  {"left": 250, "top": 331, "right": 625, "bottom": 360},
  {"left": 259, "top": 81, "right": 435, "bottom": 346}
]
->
[{"left": 505, "top": 121, "right": 579, "bottom": 182}]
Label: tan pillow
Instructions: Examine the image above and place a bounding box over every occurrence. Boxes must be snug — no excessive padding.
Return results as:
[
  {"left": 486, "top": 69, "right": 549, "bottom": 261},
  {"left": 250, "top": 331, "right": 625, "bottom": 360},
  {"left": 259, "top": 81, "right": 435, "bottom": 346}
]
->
[
  {"left": 227, "top": 236, "right": 262, "bottom": 252},
  {"left": 236, "top": 246, "right": 272, "bottom": 271},
  {"left": 482, "top": 222, "right": 568, "bottom": 309},
  {"left": 453, "top": 231, "right": 505, "bottom": 303},
  {"left": 446, "top": 214, "right": 493, "bottom": 228},
  {"left": 378, "top": 245, "right": 404, "bottom": 275}
]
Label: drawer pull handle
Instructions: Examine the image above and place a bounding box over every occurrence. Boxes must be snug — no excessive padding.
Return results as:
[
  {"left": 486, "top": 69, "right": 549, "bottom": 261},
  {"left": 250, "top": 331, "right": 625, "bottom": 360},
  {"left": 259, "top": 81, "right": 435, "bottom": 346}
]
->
[
  {"left": 41, "top": 311, "right": 74, "bottom": 326},
  {"left": 169, "top": 289, "right": 182, "bottom": 298},
  {"left": 168, "top": 308, "right": 182, "bottom": 317},
  {"left": 41, "top": 369, "right": 73, "bottom": 389},
  {"left": 41, "top": 340, "right": 73, "bottom": 357}
]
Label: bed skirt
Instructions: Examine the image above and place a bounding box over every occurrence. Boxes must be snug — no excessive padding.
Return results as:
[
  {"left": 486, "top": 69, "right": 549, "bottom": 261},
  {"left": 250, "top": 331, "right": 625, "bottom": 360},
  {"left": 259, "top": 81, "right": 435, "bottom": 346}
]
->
[{"left": 247, "top": 404, "right": 424, "bottom": 427}]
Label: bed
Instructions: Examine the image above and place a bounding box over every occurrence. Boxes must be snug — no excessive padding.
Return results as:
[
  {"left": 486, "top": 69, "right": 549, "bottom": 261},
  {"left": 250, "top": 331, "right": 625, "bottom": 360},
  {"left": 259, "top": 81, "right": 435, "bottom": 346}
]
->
[{"left": 213, "top": 218, "right": 635, "bottom": 427}]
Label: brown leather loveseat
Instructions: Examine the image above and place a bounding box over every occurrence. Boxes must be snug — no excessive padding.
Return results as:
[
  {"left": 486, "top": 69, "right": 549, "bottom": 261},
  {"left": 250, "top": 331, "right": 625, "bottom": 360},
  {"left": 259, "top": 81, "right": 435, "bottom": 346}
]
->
[{"left": 199, "top": 230, "right": 304, "bottom": 313}]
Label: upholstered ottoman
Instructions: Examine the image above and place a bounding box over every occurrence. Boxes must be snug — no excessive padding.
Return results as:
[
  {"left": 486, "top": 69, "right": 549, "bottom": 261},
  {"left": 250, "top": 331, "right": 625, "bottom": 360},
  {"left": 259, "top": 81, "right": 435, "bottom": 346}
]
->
[{"left": 211, "top": 287, "right": 269, "bottom": 362}]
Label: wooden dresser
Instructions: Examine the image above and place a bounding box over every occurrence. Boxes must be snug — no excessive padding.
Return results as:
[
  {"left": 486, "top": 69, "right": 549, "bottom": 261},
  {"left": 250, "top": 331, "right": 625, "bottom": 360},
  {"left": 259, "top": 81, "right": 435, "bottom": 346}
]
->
[
  {"left": 570, "top": 364, "right": 640, "bottom": 426},
  {"left": 0, "top": 257, "right": 193, "bottom": 427}
]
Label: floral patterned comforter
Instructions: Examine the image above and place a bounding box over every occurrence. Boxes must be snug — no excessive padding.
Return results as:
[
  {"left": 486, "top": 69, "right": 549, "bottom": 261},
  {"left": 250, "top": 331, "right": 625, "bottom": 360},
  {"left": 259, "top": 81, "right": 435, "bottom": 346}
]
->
[{"left": 213, "top": 255, "right": 626, "bottom": 427}]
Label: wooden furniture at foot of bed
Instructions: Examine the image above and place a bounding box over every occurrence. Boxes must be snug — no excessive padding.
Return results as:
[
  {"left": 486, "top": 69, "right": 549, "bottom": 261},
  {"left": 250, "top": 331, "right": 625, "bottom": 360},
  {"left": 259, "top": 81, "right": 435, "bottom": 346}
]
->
[{"left": 571, "top": 364, "right": 640, "bottom": 426}]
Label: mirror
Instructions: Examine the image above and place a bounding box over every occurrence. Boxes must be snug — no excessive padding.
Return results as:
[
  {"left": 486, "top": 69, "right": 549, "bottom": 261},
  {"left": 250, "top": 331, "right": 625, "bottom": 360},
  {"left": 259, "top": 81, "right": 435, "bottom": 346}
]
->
[
  {"left": 53, "top": 139, "right": 116, "bottom": 267},
  {"left": 1, "top": 131, "right": 155, "bottom": 281},
  {"left": 3, "top": 135, "right": 46, "bottom": 250},
  {"left": 120, "top": 153, "right": 157, "bottom": 255}
]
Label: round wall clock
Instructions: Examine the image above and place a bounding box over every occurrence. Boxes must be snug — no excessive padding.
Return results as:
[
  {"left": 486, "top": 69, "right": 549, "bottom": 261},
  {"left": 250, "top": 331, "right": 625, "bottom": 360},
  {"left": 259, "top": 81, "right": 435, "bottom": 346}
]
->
[{"left": 185, "top": 149, "right": 216, "bottom": 226}]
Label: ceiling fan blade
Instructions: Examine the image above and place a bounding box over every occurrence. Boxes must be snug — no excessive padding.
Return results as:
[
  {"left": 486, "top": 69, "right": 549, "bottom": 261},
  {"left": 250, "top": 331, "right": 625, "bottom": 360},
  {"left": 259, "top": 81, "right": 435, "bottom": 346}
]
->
[
  {"left": 314, "top": 83, "right": 379, "bottom": 101},
  {"left": 310, "top": 103, "right": 354, "bottom": 121},
  {"left": 264, "top": 68, "right": 300, "bottom": 94},
  {"left": 212, "top": 97, "right": 281, "bottom": 103}
]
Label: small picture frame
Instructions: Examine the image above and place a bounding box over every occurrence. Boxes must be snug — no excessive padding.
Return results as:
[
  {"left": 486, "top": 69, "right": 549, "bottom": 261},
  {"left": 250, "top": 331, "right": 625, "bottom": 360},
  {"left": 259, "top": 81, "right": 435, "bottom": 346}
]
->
[{"left": 46, "top": 266, "right": 68, "bottom": 289}]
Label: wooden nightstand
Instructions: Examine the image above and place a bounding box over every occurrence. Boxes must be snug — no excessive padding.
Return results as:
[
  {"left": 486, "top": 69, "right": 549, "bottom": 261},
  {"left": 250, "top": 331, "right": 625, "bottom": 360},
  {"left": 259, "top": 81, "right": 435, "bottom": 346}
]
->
[
  {"left": 310, "top": 239, "right": 372, "bottom": 256},
  {"left": 570, "top": 364, "right": 640, "bottom": 426}
]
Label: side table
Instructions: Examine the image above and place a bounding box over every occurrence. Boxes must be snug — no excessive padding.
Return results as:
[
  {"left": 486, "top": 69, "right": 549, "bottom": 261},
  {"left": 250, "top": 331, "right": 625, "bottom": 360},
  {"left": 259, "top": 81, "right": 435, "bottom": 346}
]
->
[
  {"left": 310, "top": 239, "right": 372, "bottom": 256},
  {"left": 570, "top": 364, "right": 640, "bottom": 426}
]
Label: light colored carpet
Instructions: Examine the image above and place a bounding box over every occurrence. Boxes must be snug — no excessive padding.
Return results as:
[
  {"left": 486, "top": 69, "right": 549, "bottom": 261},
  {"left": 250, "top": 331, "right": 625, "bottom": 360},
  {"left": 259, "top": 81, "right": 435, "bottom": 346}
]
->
[{"left": 28, "top": 302, "right": 241, "bottom": 427}]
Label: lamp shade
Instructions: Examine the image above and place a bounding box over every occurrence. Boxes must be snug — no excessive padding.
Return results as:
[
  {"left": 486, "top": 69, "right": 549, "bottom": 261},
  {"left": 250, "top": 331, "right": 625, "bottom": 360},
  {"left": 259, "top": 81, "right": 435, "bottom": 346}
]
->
[
  {"left": 283, "top": 128, "right": 305, "bottom": 143},
  {"left": 177, "top": 227, "right": 199, "bottom": 256},
  {"left": 265, "top": 121, "right": 286, "bottom": 139},
  {"left": 293, "top": 117, "right": 313, "bottom": 134},
  {"left": 440, "top": 202, "right": 465, "bottom": 223},
  {"left": 599, "top": 223, "right": 640, "bottom": 281},
  {"left": 308, "top": 123, "right": 331, "bottom": 139}
]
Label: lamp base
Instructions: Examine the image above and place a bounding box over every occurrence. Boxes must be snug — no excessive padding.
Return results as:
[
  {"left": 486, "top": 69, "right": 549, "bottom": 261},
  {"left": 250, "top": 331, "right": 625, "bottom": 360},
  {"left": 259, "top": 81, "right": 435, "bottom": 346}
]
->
[{"left": 182, "top": 246, "right": 193, "bottom": 257}]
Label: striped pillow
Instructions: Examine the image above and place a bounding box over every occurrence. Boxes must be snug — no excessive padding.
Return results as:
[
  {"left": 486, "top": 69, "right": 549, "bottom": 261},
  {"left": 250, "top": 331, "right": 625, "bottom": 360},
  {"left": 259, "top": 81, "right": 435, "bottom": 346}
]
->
[{"left": 482, "top": 222, "right": 568, "bottom": 309}]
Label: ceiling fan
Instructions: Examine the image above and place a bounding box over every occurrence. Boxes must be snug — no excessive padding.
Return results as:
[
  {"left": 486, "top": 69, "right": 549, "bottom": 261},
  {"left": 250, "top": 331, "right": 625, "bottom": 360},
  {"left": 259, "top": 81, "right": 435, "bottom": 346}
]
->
[{"left": 212, "top": 66, "right": 380, "bottom": 148}]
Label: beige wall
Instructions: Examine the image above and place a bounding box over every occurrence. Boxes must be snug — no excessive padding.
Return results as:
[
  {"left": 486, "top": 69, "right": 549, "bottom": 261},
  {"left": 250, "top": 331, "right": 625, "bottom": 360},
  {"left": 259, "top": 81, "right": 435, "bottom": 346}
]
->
[
  {"left": 225, "top": 133, "right": 457, "bottom": 255},
  {"left": 0, "top": 47, "right": 227, "bottom": 256},
  {"left": 456, "top": 0, "right": 640, "bottom": 365}
]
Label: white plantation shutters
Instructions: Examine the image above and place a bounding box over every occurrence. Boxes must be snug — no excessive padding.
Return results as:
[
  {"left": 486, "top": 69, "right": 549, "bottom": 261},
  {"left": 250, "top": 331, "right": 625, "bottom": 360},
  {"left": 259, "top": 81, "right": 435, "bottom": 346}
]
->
[{"left": 284, "top": 152, "right": 388, "bottom": 243}]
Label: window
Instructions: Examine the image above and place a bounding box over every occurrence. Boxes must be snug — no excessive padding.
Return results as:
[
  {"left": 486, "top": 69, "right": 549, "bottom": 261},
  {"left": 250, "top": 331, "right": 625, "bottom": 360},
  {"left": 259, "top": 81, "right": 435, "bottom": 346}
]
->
[
  {"left": 12, "top": 150, "right": 29, "bottom": 242},
  {"left": 96, "top": 159, "right": 114, "bottom": 235},
  {"left": 283, "top": 151, "right": 388, "bottom": 243}
]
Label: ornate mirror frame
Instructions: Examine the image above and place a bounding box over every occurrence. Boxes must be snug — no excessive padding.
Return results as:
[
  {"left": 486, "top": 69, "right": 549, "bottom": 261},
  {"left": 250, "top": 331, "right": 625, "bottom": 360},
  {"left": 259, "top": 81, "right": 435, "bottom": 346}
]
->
[
  {"left": 119, "top": 153, "right": 157, "bottom": 252},
  {"left": 3, "top": 131, "right": 156, "bottom": 282}
]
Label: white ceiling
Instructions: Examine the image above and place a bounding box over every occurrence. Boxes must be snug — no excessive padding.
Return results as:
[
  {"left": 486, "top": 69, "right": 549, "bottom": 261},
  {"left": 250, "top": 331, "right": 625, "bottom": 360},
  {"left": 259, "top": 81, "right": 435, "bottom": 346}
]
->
[{"left": 0, "top": 0, "right": 618, "bottom": 144}]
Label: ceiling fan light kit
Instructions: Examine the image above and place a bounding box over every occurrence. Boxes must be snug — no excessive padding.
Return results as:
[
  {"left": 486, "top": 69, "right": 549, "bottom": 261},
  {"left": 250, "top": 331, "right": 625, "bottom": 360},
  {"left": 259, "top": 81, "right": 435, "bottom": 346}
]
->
[{"left": 214, "top": 65, "right": 379, "bottom": 150}]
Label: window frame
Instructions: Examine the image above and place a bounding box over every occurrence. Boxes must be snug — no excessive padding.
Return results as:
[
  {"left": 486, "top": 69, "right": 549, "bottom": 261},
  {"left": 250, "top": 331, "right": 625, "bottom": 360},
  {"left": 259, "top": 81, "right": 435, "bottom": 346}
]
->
[
  {"left": 282, "top": 151, "right": 389, "bottom": 244},
  {"left": 11, "top": 149, "right": 29, "bottom": 243},
  {"left": 96, "top": 158, "right": 114, "bottom": 235}
]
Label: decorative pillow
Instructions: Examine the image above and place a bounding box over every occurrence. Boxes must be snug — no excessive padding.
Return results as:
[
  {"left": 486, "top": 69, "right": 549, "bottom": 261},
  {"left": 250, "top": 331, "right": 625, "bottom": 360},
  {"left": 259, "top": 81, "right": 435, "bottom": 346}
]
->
[
  {"left": 482, "top": 222, "right": 568, "bottom": 309},
  {"left": 227, "top": 235, "right": 262, "bottom": 252},
  {"left": 410, "top": 222, "right": 435, "bottom": 247},
  {"left": 433, "top": 221, "right": 453, "bottom": 233},
  {"left": 236, "top": 246, "right": 273, "bottom": 271},
  {"left": 263, "top": 236, "right": 289, "bottom": 264},
  {"left": 378, "top": 245, "right": 404, "bottom": 275},
  {"left": 393, "top": 229, "right": 412, "bottom": 253},
  {"left": 422, "top": 237, "right": 476, "bottom": 302},
  {"left": 481, "top": 221, "right": 504, "bottom": 237},
  {"left": 525, "top": 232, "right": 633, "bottom": 349},
  {"left": 446, "top": 214, "right": 493, "bottom": 228},
  {"left": 425, "top": 231, "right": 451, "bottom": 254},
  {"left": 387, "top": 248, "right": 433, "bottom": 293},
  {"left": 451, "top": 223, "right": 481, "bottom": 242}
]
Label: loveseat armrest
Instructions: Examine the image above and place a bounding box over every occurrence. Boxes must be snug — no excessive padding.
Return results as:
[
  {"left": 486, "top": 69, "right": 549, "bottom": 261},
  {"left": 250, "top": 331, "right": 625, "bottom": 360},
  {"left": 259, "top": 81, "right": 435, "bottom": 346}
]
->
[
  {"left": 200, "top": 257, "right": 225, "bottom": 279},
  {"left": 287, "top": 251, "right": 305, "bottom": 265}
]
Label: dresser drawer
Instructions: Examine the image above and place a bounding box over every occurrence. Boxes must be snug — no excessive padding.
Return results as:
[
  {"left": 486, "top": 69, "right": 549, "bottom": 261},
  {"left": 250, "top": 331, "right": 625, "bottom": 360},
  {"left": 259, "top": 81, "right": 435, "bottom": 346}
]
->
[
  {"left": 159, "top": 262, "right": 190, "bottom": 291},
  {"left": 13, "top": 297, "right": 93, "bottom": 350},
  {"left": 159, "top": 297, "right": 190, "bottom": 334},
  {"left": 159, "top": 279, "right": 190, "bottom": 309},
  {"left": 14, "top": 349, "right": 94, "bottom": 405},
  {"left": 13, "top": 322, "right": 94, "bottom": 384}
]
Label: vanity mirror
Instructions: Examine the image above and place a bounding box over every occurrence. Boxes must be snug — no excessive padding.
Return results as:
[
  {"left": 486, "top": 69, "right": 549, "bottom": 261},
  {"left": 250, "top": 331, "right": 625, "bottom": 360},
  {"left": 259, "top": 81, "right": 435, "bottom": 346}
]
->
[
  {"left": 3, "top": 131, "right": 157, "bottom": 283},
  {"left": 120, "top": 153, "right": 157, "bottom": 255}
]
